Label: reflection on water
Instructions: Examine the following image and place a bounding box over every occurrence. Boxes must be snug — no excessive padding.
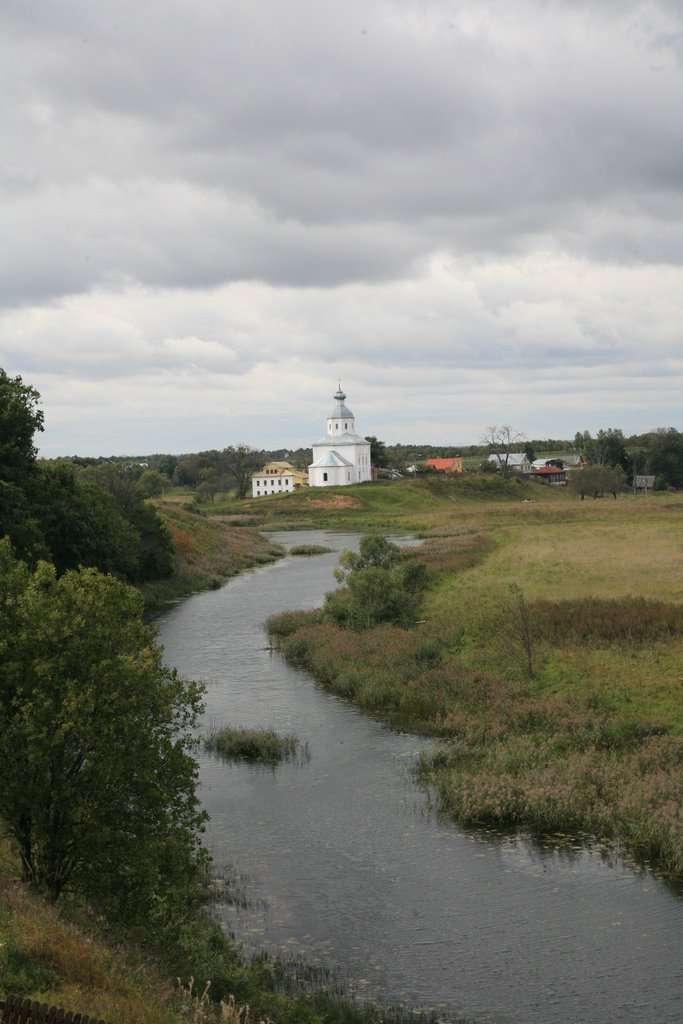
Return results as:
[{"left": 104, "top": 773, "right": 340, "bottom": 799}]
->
[{"left": 159, "top": 531, "right": 683, "bottom": 1024}]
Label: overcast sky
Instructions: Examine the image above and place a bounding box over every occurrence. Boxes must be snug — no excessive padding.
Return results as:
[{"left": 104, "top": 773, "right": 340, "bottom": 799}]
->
[{"left": 2, "top": 0, "right": 682, "bottom": 457}]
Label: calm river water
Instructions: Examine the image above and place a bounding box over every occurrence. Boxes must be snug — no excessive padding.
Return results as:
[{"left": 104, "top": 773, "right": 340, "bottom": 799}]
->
[{"left": 158, "top": 530, "right": 683, "bottom": 1024}]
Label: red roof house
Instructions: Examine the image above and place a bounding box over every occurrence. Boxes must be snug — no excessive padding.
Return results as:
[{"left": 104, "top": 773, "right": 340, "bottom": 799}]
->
[{"left": 425, "top": 457, "right": 464, "bottom": 474}]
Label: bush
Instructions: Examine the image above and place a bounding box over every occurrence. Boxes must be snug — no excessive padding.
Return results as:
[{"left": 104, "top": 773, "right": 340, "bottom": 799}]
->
[{"left": 325, "top": 535, "right": 429, "bottom": 631}]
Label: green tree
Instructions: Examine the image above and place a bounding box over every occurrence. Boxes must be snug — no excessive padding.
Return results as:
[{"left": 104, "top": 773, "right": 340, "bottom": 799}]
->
[
  {"left": 647, "top": 428, "right": 683, "bottom": 489},
  {"left": 568, "top": 464, "right": 626, "bottom": 499},
  {"left": 365, "top": 436, "right": 388, "bottom": 469},
  {"left": 30, "top": 462, "right": 138, "bottom": 577},
  {"left": 326, "top": 535, "right": 428, "bottom": 630},
  {"left": 333, "top": 534, "right": 401, "bottom": 581},
  {"left": 173, "top": 455, "right": 203, "bottom": 488},
  {"left": 574, "top": 428, "right": 628, "bottom": 469},
  {"left": 82, "top": 463, "right": 174, "bottom": 580},
  {"left": 221, "top": 445, "right": 263, "bottom": 499},
  {"left": 0, "top": 540, "right": 206, "bottom": 923},
  {"left": 0, "top": 481, "right": 46, "bottom": 564},
  {"left": 0, "top": 369, "right": 44, "bottom": 486},
  {"left": 136, "top": 468, "right": 168, "bottom": 498}
]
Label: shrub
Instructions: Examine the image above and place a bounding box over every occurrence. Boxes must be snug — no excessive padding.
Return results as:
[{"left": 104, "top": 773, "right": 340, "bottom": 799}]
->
[{"left": 325, "top": 535, "right": 429, "bottom": 631}]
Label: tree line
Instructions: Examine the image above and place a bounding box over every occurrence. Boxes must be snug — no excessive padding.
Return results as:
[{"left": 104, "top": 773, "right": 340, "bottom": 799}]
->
[{"left": 0, "top": 370, "right": 174, "bottom": 580}]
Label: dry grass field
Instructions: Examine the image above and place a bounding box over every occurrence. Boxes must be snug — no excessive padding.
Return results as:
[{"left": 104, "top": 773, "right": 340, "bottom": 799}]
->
[{"left": 424, "top": 493, "right": 683, "bottom": 731}]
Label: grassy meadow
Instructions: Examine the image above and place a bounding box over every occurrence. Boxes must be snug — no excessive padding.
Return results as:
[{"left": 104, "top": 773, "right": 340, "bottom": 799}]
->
[{"left": 263, "top": 478, "right": 683, "bottom": 878}]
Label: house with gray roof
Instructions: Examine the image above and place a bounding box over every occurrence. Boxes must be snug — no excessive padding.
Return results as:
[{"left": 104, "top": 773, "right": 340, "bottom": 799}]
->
[{"left": 487, "top": 452, "right": 533, "bottom": 474}]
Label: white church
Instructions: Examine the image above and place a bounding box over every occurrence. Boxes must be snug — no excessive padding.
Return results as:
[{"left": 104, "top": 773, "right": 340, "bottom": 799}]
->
[{"left": 308, "top": 385, "right": 372, "bottom": 487}]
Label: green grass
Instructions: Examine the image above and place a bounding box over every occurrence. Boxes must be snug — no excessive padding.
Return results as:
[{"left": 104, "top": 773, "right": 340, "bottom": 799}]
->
[
  {"left": 206, "top": 474, "right": 549, "bottom": 533},
  {"left": 204, "top": 726, "right": 310, "bottom": 766}
]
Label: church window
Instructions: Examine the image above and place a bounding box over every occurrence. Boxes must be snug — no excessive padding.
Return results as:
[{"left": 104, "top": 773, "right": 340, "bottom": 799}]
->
[{"left": 323, "top": 472, "right": 328, "bottom": 481}]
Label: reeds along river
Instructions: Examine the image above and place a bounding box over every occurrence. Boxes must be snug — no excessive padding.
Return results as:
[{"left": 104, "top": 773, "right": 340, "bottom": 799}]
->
[{"left": 158, "top": 530, "right": 683, "bottom": 1024}]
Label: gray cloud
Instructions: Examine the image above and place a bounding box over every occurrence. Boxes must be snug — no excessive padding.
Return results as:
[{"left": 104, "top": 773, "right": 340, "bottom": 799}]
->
[{"left": 1, "top": 1, "right": 682, "bottom": 453}]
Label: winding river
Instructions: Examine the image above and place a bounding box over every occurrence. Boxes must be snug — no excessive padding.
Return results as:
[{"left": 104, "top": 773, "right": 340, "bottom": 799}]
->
[{"left": 158, "top": 530, "right": 683, "bottom": 1024}]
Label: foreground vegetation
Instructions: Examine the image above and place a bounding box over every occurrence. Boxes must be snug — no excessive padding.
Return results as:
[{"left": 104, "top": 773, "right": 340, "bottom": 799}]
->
[{"left": 268, "top": 490, "right": 683, "bottom": 879}]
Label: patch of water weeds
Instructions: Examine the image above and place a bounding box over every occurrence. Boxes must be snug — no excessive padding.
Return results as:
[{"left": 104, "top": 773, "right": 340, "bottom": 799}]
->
[{"left": 204, "top": 724, "right": 311, "bottom": 767}]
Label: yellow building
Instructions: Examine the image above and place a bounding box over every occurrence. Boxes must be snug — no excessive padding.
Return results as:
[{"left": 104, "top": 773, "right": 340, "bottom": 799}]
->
[{"left": 251, "top": 461, "right": 308, "bottom": 497}]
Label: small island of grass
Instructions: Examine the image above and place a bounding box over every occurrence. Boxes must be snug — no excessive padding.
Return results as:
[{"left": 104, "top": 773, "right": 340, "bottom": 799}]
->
[
  {"left": 205, "top": 725, "right": 310, "bottom": 766},
  {"left": 289, "top": 544, "right": 333, "bottom": 556}
]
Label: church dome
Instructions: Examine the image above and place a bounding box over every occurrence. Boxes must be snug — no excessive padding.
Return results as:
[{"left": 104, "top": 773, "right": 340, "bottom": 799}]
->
[{"left": 329, "top": 386, "right": 354, "bottom": 420}]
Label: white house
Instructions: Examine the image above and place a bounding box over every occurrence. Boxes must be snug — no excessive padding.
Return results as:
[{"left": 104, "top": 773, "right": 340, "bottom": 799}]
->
[
  {"left": 488, "top": 452, "right": 533, "bottom": 474},
  {"left": 252, "top": 461, "right": 308, "bottom": 498},
  {"left": 308, "top": 386, "right": 372, "bottom": 487}
]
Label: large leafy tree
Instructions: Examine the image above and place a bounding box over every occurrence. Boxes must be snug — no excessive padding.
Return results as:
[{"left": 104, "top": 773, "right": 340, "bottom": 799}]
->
[
  {"left": 0, "top": 540, "right": 206, "bottom": 923},
  {"left": 0, "top": 369, "right": 44, "bottom": 486},
  {"left": 221, "top": 444, "right": 263, "bottom": 499},
  {"left": 220, "top": 444, "right": 264, "bottom": 499},
  {"left": 0, "top": 371, "right": 46, "bottom": 559},
  {"left": 82, "top": 462, "right": 175, "bottom": 581}
]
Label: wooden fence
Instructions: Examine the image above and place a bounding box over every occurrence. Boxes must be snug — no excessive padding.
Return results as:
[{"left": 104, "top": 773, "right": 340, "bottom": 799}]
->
[{"left": 0, "top": 995, "right": 111, "bottom": 1024}]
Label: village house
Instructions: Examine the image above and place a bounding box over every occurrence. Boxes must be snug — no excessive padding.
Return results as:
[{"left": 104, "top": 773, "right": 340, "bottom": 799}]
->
[
  {"left": 532, "top": 464, "right": 568, "bottom": 486},
  {"left": 531, "top": 455, "right": 584, "bottom": 472},
  {"left": 424, "top": 456, "right": 464, "bottom": 474},
  {"left": 487, "top": 452, "right": 533, "bottom": 474},
  {"left": 308, "top": 386, "right": 372, "bottom": 487},
  {"left": 251, "top": 461, "right": 308, "bottom": 498}
]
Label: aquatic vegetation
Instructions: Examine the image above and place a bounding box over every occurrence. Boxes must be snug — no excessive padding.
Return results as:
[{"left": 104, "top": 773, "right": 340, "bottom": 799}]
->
[
  {"left": 204, "top": 726, "right": 310, "bottom": 766},
  {"left": 289, "top": 544, "right": 333, "bottom": 556}
]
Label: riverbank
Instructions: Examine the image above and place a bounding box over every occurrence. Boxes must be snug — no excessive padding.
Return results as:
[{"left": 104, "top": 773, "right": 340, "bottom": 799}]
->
[
  {"left": 267, "top": 492, "right": 683, "bottom": 879},
  {"left": 139, "top": 502, "right": 284, "bottom": 610}
]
